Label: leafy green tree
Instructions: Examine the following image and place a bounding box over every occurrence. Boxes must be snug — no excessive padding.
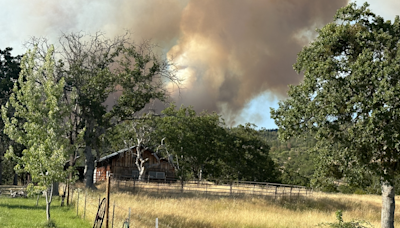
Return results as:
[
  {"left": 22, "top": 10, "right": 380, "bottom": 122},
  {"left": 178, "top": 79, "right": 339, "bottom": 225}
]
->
[
  {"left": 2, "top": 46, "right": 72, "bottom": 220},
  {"left": 153, "top": 104, "right": 223, "bottom": 181},
  {"left": 0, "top": 47, "right": 23, "bottom": 185},
  {"left": 271, "top": 3, "right": 400, "bottom": 227},
  {"left": 28, "top": 33, "right": 176, "bottom": 188},
  {"left": 219, "top": 124, "right": 279, "bottom": 182},
  {"left": 153, "top": 104, "right": 279, "bottom": 183}
]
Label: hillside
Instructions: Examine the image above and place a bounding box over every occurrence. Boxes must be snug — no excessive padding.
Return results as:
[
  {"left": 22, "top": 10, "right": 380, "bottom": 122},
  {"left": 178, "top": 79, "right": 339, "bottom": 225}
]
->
[{"left": 259, "top": 129, "right": 317, "bottom": 187}]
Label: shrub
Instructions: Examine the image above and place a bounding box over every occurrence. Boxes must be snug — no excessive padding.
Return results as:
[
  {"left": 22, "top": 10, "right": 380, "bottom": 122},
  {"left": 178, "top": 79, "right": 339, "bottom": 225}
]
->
[{"left": 318, "top": 210, "right": 373, "bottom": 228}]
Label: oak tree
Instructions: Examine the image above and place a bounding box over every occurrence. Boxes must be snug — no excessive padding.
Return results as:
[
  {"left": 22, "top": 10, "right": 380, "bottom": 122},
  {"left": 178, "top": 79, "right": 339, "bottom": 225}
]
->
[{"left": 271, "top": 3, "right": 400, "bottom": 228}]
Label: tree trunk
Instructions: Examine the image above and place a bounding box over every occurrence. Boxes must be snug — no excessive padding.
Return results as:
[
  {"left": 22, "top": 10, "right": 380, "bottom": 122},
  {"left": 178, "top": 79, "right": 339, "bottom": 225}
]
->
[
  {"left": 381, "top": 181, "right": 395, "bottom": 228},
  {"left": 84, "top": 145, "right": 95, "bottom": 188},
  {"left": 13, "top": 172, "right": 17, "bottom": 185},
  {"left": 52, "top": 182, "right": 59, "bottom": 196},
  {"left": 45, "top": 184, "right": 53, "bottom": 221},
  {"left": 0, "top": 155, "right": 2, "bottom": 185}
]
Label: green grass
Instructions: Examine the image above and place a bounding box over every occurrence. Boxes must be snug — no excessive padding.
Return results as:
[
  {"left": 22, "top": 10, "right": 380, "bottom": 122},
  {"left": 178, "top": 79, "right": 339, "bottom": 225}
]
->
[{"left": 0, "top": 196, "right": 91, "bottom": 228}]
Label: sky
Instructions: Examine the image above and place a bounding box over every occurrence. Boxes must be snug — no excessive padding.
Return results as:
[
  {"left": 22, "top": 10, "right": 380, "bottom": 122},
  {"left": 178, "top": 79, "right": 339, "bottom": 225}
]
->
[{"left": 0, "top": 0, "right": 399, "bottom": 129}]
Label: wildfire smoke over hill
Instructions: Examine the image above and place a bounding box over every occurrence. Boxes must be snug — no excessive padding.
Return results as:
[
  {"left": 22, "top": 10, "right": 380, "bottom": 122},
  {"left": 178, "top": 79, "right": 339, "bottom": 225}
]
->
[{"left": 3, "top": 0, "right": 348, "bottom": 124}]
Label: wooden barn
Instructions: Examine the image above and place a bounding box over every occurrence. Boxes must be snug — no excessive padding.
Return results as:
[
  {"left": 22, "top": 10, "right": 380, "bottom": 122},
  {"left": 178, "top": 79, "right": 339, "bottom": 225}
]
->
[{"left": 94, "top": 146, "right": 176, "bottom": 183}]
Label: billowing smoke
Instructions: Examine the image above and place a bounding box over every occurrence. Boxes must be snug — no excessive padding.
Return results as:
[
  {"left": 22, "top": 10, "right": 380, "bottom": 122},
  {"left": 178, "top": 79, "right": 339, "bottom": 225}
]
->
[{"left": 1, "top": 0, "right": 349, "bottom": 123}]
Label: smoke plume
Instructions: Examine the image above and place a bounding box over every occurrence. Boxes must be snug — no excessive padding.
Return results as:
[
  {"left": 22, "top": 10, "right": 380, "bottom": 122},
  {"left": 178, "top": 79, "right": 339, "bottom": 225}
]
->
[{"left": 2, "top": 0, "right": 349, "bottom": 123}]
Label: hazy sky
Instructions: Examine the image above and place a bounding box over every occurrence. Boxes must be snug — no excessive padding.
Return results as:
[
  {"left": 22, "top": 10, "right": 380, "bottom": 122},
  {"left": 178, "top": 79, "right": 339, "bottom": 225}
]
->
[{"left": 0, "top": 1, "right": 398, "bottom": 129}]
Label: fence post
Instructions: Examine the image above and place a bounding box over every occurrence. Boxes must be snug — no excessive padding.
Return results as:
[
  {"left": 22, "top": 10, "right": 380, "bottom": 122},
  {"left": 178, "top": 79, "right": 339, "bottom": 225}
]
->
[
  {"left": 156, "top": 218, "right": 158, "bottom": 228},
  {"left": 76, "top": 190, "right": 79, "bottom": 216},
  {"left": 128, "top": 207, "right": 131, "bottom": 226},
  {"left": 290, "top": 187, "right": 292, "bottom": 200},
  {"left": 71, "top": 187, "right": 74, "bottom": 206},
  {"left": 105, "top": 173, "right": 111, "bottom": 228},
  {"left": 180, "top": 179, "right": 184, "bottom": 194},
  {"left": 133, "top": 179, "right": 136, "bottom": 192},
  {"left": 230, "top": 182, "right": 233, "bottom": 196},
  {"left": 84, "top": 191, "right": 87, "bottom": 219},
  {"left": 112, "top": 201, "right": 115, "bottom": 228},
  {"left": 274, "top": 186, "right": 277, "bottom": 200}
]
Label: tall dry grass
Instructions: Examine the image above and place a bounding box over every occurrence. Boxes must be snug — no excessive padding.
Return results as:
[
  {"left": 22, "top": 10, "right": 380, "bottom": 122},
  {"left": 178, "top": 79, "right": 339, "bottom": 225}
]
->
[{"left": 72, "top": 182, "right": 399, "bottom": 228}]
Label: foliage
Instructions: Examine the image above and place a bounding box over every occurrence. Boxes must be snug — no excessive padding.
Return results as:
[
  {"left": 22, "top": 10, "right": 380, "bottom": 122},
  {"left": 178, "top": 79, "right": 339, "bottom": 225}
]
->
[
  {"left": 151, "top": 104, "right": 223, "bottom": 180},
  {"left": 149, "top": 103, "right": 279, "bottom": 182},
  {"left": 218, "top": 124, "right": 279, "bottom": 182},
  {"left": 271, "top": 3, "right": 400, "bottom": 226},
  {"left": 259, "top": 129, "right": 316, "bottom": 186},
  {"left": 318, "top": 210, "right": 373, "bottom": 228},
  {"left": 28, "top": 32, "right": 176, "bottom": 188},
  {"left": 272, "top": 1, "right": 400, "bottom": 184},
  {"left": 0, "top": 47, "right": 23, "bottom": 184},
  {"left": 2, "top": 46, "right": 72, "bottom": 220}
]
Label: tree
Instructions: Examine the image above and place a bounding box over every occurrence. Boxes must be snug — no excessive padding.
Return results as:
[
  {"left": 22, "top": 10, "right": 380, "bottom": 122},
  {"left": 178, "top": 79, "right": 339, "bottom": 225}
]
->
[
  {"left": 61, "top": 33, "right": 176, "bottom": 188},
  {"left": 114, "top": 119, "right": 163, "bottom": 181},
  {"left": 28, "top": 32, "right": 177, "bottom": 188},
  {"left": 271, "top": 3, "right": 400, "bottom": 228},
  {"left": 153, "top": 104, "right": 223, "bottom": 181},
  {"left": 153, "top": 104, "right": 279, "bottom": 182},
  {"left": 2, "top": 46, "right": 72, "bottom": 221},
  {"left": 219, "top": 124, "right": 279, "bottom": 182},
  {"left": 0, "top": 47, "right": 22, "bottom": 185}
]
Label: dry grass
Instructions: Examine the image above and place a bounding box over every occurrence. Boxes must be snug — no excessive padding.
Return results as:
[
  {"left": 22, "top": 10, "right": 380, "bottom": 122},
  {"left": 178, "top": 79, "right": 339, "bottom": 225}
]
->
[{"left": 71, "top": 182, "right": 399, "bottom": 228}]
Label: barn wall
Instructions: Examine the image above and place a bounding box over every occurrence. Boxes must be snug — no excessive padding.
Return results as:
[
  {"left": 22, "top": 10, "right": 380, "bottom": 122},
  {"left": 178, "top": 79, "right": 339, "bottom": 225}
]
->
[{"left": 97, "top": 147, "right": 176, "bottom": 181}]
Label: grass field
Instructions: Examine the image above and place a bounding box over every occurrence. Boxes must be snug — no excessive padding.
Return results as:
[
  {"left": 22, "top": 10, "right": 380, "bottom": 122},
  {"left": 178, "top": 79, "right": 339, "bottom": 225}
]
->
[
  {"left": 0, "top": 195, "right": 91, "bottom": 228},
  {"left": 72, "top": 182, "right": 400, "bottom": 228}
]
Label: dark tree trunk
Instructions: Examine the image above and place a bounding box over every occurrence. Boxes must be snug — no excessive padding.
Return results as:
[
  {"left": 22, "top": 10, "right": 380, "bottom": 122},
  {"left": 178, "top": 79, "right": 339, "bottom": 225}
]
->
[
  {"left": 0, "top": 156, "right": 2, "bottom": 185},
  {"left": 84, "top": 145, "right": 95, "bottom": 188},
  {"left": 52, "top": 182, "right": 59, "bottom": 196},
  {"left": 13, "top": 172, "right": 17, "bottom": 185},
  {"left": 381, "top": 181, "right": 395, "bottom": 228}
]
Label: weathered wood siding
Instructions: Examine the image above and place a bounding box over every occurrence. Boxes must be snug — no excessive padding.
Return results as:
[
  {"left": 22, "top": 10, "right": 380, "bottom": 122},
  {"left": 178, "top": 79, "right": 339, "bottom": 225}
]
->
[{"left": 96, "top": 147, "right": 175, "bottom": 182}]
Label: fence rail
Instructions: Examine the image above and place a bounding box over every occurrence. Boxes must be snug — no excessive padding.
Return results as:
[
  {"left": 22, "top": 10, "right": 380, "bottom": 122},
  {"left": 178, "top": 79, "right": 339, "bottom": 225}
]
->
[
  {"left": 111, "top": 178, "right": 312, "bottom": 199},
  {"left": 73, "top": 179, "right": 311, "bottom": 228}
]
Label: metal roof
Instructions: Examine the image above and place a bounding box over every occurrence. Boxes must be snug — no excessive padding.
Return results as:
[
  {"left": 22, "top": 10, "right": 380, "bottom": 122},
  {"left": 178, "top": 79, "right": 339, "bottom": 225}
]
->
[{"left": 98, "top": 146, "right": 136, "bottom": 163}]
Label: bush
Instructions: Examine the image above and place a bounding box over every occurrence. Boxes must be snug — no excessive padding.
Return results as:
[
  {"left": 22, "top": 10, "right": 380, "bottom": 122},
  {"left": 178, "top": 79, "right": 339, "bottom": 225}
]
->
[
  {"left": 42, "top": 220, "right": 56, "bottom": 228},
  {"left": 318, "top": 210, "right": 373, "bottom": 228},
  {"left": 321, "top": 183, "right": 338, "bottom": 193}
]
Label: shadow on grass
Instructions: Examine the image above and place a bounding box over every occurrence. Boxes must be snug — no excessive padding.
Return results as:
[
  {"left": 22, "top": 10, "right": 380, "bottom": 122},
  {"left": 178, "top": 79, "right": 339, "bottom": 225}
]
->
[
  {"left": 113, "top": 184, "right": 279, "bottom": 201},
  {"left": 0, "top": 202, "right": 46, "bottom": 210},
  {"left": 275, "top": 195, "right": 381, "bottom": 213},
  {"left": 129, "top": 211, "right": 214, "bottom": 228},
  {"left": 108, "top": 185, "right": 382, "bottom": 215}
]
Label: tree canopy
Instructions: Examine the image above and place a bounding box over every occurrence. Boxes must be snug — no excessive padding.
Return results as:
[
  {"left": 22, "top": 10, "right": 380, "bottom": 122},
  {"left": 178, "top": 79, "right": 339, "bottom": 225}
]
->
[
  {"left": 149, "top": 104, "right": 279, "bottom": 182},
  {"left": 2, "top": 46, "right": 72, "bottom": 220},
  {"left": 26, "top": 32, "right": 177, "bottom": 188},
  {"left": 271, "top": 3, "right": 400, "bottom": 228},
  {"left": 0, "top": 47, "right": 23, "bottom": 185}
]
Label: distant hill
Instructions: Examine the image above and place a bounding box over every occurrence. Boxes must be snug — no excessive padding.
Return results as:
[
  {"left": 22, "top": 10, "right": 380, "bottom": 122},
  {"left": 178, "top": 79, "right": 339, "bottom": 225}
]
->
[{"left": 259, "top": 129, "right": 317, "bottom": 187}]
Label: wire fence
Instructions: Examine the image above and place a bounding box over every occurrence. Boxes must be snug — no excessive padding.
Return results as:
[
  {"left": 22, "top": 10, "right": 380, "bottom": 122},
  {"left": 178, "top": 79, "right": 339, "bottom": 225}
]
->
[
  {"left": 73, "top": 188, "right": 171, "bottom": 228},
  {"left": 112, "top": 178, "right": 312, "bottom": 199},
  {"left": 71, "top": 179, "right": 311, "bottom": 228}
]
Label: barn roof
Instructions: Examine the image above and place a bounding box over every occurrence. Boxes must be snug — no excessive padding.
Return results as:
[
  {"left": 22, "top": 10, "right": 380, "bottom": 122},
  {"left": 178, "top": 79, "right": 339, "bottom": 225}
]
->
[
  {"left": 98, "top": 146, "right": 136, "bottom": 163},
  {"left": 98, "top": 146, "right": 160, "bottom": 163}
]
